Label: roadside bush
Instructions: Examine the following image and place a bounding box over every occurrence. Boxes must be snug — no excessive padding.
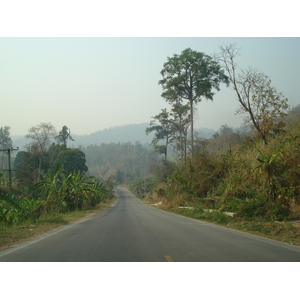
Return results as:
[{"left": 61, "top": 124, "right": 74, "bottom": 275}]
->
[
  {"left": 238, "top": 198, "right": 290, "bottom": 221},
  {"left": 199, "top": 211, "right": 230, "bottom": 225},
  {"left": 217, "top": 197, "right": 244, "bottom": 212}
]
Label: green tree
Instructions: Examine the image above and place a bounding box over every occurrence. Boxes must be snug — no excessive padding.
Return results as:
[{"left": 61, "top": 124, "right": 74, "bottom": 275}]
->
[
  {"left": 55, "top": 125, "right": 74, "bottom": 147},
  {"left": 55, "top": 149, "right": 88, "bottom": 174},
  {"left": 159, "top": 48, "right": 229, "bottom": 154},
  {"left": 146, "top": 109, "right": 175, "bottom": 160},
  {"left": 14, "top": 151, "right": 39, "bottom": 187}
]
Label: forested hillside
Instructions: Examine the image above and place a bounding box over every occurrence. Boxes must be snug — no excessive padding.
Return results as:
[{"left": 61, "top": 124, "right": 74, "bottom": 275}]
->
[
  {"left": 11, "top": 123, "right": 216, "bottom": 150},
  {"left": 81, "top": 142, "right": 158, "bottom": 183}
]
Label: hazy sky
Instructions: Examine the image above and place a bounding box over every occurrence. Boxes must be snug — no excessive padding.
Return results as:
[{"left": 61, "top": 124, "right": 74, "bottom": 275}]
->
[{"left": 1, "top": 37, "right": 299, "bottom": 136}]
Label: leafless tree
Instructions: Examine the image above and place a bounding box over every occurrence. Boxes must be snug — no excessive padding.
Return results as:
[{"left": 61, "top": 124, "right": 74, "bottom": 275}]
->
[
  {"left": 26, "top": 122, "right": 57, "bottom": 181},
  {"left": 218, "top": 44, "right": 289, "bottom": 145}
]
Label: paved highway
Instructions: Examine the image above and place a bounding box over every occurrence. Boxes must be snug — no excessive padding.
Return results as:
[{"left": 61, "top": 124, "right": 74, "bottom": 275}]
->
[{"left": 1, "top": 186, "right": 300, "bottom": 261}]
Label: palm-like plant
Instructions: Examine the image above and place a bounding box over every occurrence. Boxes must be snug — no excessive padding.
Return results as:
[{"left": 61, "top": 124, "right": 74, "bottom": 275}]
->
[
  {"left": 34, "top": 165, "right": 108, "bottom": 212},
  {"left": 253, "top": 147, "right": 284, "bottom": 201},
  {"left": 63, "top": 171, "right": 108, "bottom": 210},
  {"left": 34, "top": 165, "right": 65, "bottom": 213},
  {"left": 63, "top": 171, "right": 91, "bottom": 210},
  {"left": 88, "top": 179, "right": 108, "bottom": 206}
]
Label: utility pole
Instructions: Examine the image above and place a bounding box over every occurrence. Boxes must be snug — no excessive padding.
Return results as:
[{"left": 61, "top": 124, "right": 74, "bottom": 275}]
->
[
  {"left": 124, "top": 167, "right": 127, "bottom": 186},
  {"left": 0, "top": 147, "right": 19, "bottom": 197}
]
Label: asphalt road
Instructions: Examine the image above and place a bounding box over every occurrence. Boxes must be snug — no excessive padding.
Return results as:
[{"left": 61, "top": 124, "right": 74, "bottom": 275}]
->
[{"left": 1, "top": 186, "right": 300, "bottom": 262}]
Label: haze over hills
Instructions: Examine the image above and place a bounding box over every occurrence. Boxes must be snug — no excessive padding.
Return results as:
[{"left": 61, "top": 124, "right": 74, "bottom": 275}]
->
[{"left": 11, "top": 123, "right": 219, "bottom": 150}]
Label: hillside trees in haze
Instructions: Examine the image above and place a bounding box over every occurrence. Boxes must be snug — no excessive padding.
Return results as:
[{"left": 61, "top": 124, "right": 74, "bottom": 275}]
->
[
  {"left": 0, "top": 126, "right": 12, "bottom": 150},
  {"left": 81, "top": 142, "right": 157, "bottom": 183}
]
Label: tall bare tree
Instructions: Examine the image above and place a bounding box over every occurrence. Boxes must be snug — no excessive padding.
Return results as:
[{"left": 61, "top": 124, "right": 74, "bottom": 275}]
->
[
  {"left": 218, "top": 44, "right": 289, "bottom": 145},
  {"left": 26, "top": 122, "right": 57, "bottom": 181}
]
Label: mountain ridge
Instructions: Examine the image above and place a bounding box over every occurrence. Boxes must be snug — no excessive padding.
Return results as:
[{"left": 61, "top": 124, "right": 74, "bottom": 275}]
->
[{"left": 11, "top": 123, "right": 218, "bottom": 150}]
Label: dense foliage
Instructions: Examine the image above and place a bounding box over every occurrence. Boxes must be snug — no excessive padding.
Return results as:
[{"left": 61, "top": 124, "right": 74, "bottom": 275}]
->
[
  {"left": 14, "top": 144, "right": 89, "bottom": 187},
  {"left": 0, "top": 125, "right": 109, "bottom": 227},
  {"left": 0, "top": 166, "right": 108, "bottom": 225}
]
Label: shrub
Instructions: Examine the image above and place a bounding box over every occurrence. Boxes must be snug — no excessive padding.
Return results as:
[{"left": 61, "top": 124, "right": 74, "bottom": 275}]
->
[{"left": 238, "top": 198, "right": 290, "bottom": 221}]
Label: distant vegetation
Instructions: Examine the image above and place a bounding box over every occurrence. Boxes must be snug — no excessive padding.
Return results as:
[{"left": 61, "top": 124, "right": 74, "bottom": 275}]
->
[{"left": 81, "top": 142, "right": 158, "bottom": 183}]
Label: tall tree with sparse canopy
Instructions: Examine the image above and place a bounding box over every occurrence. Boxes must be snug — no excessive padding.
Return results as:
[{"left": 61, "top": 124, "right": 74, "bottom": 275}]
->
[
  {"left": 218, "top": 44, "right": 289, "bottom": 145},
  {"left": 26, "top": 122, "right": 57, "bottom": 182},
  {"left": 55, "top": 125, "right": 74, "bottom": 147},
  {"left": 159, "top": 48, "right": 229, "bottom": 154}
]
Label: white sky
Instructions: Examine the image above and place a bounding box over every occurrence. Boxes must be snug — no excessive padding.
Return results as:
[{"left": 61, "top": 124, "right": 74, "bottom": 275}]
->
[{"left": 0, "top": 2, "right": 299, "bottom": 137}]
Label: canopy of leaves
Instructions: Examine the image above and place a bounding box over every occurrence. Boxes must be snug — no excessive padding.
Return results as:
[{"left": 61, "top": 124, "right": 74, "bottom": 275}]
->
[{"left": 159, "top": 48, "right": 229, "bottom": 104}]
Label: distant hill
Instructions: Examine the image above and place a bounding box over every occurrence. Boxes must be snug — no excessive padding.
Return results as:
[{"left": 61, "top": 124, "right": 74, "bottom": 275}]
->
[
  {"left": 12, "top": 124, "right": 155, "bottom": 150},
  {"left": 71, "top": 123, "right": 155, "bottom": 147},
  {"left": 11, "top": 123, "right": 222, "bottom": 150}
]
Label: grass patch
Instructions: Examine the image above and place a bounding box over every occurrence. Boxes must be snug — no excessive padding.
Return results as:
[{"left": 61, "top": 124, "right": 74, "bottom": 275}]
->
[
  {"left": 159, "top": 205, "right": 300, "bottom": 246},
  {"left": 0, "top": 199, "right": 116, "bottom": 251},
  {"left": 227, "top": 220, "right": 300, "bottom": 245},
  {"left": 171, "top": 207, "right": 231, "bottom": 225}
]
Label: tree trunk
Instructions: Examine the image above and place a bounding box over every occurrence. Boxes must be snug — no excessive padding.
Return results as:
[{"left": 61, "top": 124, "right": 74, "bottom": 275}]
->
[
  {"left": 179, "top": 116, "right": 183, "bottom": 164},
  {"left": 38, "top": 155, "right": 42, "bottom": 182},
  {"left": 165, "top": 136, "right": 168, "bottom": 161},
  {"left": 190, "top": 99, "right": 194, "bottom": 155}
]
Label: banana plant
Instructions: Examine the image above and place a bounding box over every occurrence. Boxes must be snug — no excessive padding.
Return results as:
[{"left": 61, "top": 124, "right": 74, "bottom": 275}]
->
[
  {"left": 34, "top": 165, "right": 65, "bottom": 213},
  {"left": 253, "top": 146, "right": 284, "bottom": 201}
]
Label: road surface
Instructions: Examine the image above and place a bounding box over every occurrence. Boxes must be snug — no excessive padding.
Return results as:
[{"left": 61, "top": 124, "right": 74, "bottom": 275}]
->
[{"left": 1, "top": 186, "right": 300, "bottom": 261}]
